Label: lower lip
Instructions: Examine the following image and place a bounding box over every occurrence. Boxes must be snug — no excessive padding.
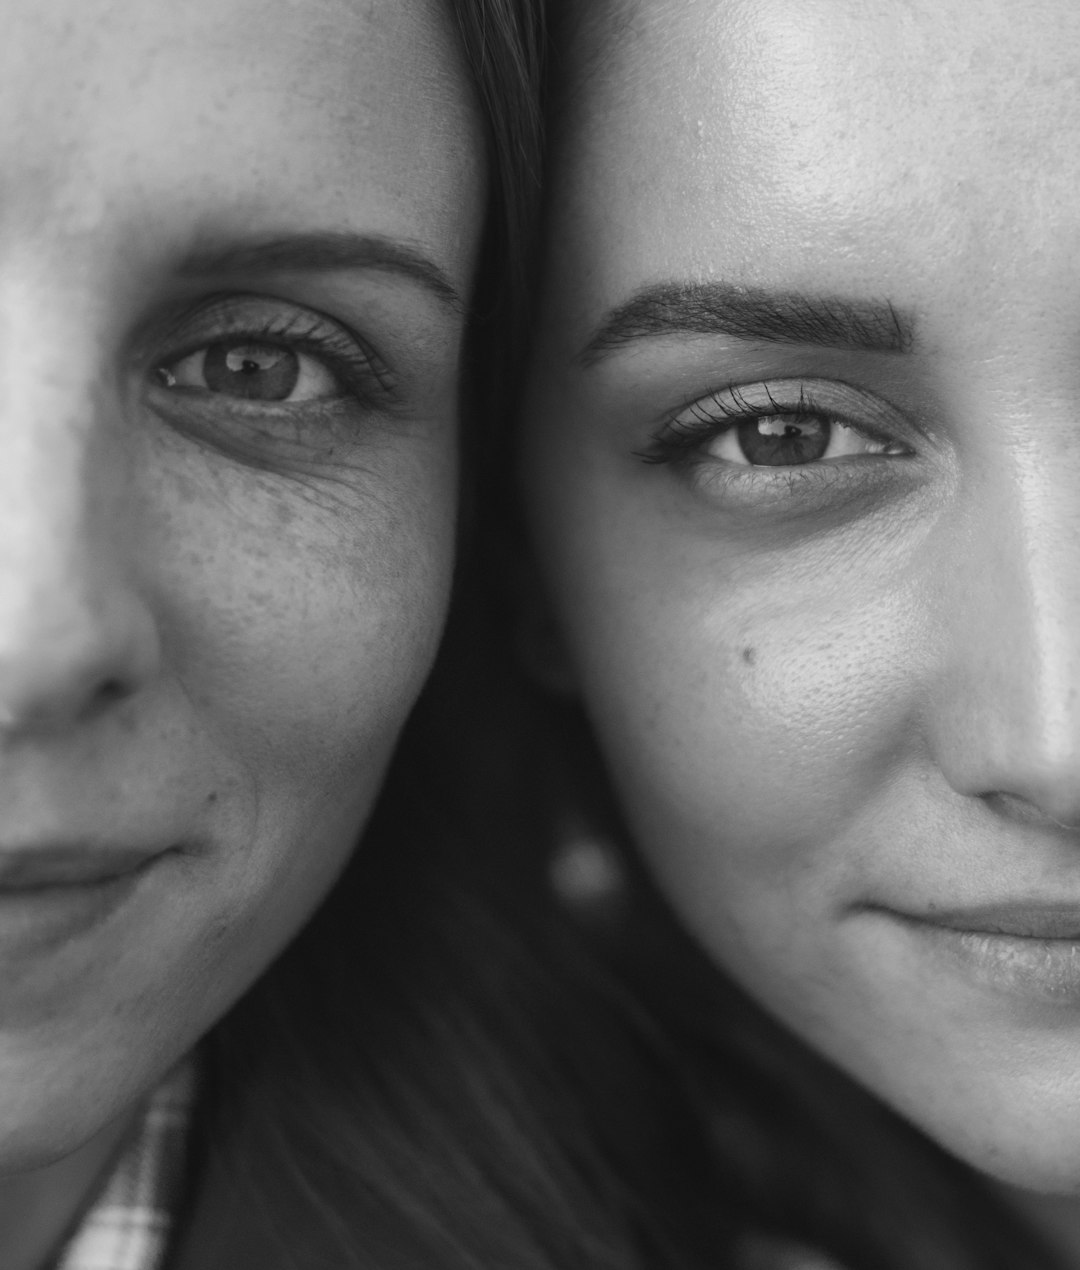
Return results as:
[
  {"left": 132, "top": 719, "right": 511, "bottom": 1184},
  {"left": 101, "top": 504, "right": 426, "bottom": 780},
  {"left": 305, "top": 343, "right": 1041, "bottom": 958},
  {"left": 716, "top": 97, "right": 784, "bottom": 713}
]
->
[
  {"left": 895, "top": 916, "right": 1080, "bottom": 1006},
  {"left": 0, "top": 865, "right": 154, "bottom": 960}
]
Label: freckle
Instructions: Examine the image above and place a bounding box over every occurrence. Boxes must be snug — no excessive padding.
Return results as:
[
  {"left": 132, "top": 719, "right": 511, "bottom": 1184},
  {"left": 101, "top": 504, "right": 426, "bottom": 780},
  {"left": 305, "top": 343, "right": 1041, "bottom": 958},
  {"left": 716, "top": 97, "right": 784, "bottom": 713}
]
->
[
  {"left": 206, "top": 791, "right": 218, "bottom": 805},
  {"left": 741, "top": 646, "right": 757, "bottom": 666}
]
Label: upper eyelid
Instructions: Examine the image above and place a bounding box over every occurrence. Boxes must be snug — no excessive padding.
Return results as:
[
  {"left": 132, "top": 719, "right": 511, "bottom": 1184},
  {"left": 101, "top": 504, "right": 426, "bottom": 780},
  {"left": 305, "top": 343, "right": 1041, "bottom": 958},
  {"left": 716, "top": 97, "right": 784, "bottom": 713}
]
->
[
  {"left": 665, "top": 377, "right": 923, "bottom": 440},
  {"left": 143, "top": 293, "right": 390, "bottom": 370},
  {"left": 671, "top": 378, "right": 854, "bottom": 420},
  {"left": 688, "top": 391, "right": 880, "bottom": 440}
]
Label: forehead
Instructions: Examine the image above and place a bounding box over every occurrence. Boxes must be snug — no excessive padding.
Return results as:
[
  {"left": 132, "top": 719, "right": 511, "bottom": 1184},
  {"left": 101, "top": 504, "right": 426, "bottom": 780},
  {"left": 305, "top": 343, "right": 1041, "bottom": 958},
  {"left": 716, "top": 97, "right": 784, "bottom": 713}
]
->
[
  {"left": 0, "top": 0, "right": 481, "bottom": 285},
  {"left": 548, "top": 0, "right": 1080, "bottom": 346}
]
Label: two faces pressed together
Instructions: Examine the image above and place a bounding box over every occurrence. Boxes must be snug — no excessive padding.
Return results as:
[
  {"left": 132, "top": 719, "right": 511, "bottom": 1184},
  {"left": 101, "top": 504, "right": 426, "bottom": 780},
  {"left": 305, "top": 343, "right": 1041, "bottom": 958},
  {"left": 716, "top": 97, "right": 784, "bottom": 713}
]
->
[{"left": 6, "top": 0, "right": 1080, "bottom": 1266}]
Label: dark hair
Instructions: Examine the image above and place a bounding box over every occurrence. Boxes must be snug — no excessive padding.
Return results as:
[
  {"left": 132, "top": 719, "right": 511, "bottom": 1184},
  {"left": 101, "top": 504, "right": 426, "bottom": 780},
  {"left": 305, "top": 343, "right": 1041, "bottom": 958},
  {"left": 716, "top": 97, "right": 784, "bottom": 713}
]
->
[
  {"left": 450, "top": 0, "right": 543, "bottom": 330},
  {"left": 168, "top": 6, "right": 712, "bottom": 1268}
]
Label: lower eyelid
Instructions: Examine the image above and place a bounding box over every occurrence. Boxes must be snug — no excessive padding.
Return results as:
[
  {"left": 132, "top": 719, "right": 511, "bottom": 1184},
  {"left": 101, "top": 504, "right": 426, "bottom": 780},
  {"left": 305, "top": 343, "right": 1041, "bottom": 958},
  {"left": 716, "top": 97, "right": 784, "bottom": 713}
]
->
[
  {"left": 144, "top": 377, "right": 389, "bottom": 472},
  {"left": 686, "top": 450, "right": 920, "bottom": 517}
]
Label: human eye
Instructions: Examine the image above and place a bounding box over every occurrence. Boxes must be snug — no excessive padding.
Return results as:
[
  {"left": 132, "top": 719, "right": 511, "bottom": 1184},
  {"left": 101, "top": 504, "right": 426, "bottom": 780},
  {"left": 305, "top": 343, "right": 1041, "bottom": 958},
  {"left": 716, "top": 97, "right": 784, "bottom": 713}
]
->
[
  {"left": 637, "top": 378, "right": 916, "bottom": 507},
  {"left": 145, "top": 294, "right": 398, "bottom": 462}
]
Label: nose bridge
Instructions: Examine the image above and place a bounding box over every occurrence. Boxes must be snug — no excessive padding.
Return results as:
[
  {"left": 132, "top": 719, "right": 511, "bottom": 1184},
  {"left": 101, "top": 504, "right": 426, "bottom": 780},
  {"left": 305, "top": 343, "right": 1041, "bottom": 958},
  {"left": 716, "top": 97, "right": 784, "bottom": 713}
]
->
[
  {"left": 0, "top": 277, "right": 158, "bottom": 733},
  {"left": 1014, "top": 481, "right": 1080, "bottom": 761},
  {"left": 0, "top": 382, "right": 105, "bottom": 659},
  {"left": 930, "top": 440, "right": 1080, "bottom": 821}
]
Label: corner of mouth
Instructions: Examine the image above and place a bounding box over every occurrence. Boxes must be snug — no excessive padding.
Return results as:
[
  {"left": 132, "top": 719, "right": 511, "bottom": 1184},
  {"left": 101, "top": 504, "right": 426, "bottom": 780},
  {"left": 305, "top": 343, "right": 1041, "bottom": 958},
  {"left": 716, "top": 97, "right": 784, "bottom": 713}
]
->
[
  {"left": 0, "top": 844, "right": 174, "bottom": 892},
  {"left": 879, "top": 903, "right": 1080, "bottom": 942}
]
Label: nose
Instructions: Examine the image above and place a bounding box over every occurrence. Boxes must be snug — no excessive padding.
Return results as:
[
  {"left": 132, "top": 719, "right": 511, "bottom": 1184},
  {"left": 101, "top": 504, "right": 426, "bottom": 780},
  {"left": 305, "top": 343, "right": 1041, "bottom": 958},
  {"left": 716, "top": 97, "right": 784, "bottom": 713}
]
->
[
  {"left": 926, "top": 460, "right": 1080, "bottom": 828},
  {"left": 0, "top": 367, "right": 159, "bottom": 738}
]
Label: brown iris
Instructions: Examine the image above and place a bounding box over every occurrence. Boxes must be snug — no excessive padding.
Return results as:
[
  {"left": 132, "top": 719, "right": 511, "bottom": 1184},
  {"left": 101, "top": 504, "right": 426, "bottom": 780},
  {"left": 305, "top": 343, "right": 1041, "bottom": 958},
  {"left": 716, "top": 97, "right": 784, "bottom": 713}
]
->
[
  {"left": 202, "top": 342, "right": 300, "bottom": 401},
  {"left": 735, "top": 414, "right": 831, "bottom": 466}
]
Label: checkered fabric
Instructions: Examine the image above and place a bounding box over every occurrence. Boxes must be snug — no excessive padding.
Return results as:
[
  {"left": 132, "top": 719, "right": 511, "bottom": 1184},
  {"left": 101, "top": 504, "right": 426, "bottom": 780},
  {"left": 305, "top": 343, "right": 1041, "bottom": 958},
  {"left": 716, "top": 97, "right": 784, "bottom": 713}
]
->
[{"left": 54, "top": 1062, "right": 195, "bottom": 1270}]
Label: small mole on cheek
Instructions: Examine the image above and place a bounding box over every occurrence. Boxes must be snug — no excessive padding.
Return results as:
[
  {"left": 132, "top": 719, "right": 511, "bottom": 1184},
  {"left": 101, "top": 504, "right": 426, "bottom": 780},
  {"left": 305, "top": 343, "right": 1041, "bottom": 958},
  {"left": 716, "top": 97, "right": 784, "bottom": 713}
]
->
[
  {"left": 741, "top": 646, "right": 757, "bottom": 667},
  {"left": 206, "top": 791, "right": 218, "bottom": 806}
]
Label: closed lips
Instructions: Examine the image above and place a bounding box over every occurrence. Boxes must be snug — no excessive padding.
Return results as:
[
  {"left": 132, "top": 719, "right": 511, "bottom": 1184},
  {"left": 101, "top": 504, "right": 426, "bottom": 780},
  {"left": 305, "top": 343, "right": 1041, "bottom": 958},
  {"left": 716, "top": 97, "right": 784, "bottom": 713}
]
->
[
  {"left": 0, "top": 846, "right": 167, "bottom": 890},
  {"left": 888, "top": 904, "right": 1080, "bottom": 941}
]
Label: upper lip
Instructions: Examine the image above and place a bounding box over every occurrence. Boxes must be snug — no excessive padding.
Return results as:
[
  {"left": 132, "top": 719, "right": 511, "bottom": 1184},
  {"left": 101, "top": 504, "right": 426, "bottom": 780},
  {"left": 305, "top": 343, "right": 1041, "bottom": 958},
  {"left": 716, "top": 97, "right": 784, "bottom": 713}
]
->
[
  {"left": 890, "top": 903, "right": 1080, "bottom": 941},
  {"left": 0, "top": 846, "right": 164, "bottom": 890}
]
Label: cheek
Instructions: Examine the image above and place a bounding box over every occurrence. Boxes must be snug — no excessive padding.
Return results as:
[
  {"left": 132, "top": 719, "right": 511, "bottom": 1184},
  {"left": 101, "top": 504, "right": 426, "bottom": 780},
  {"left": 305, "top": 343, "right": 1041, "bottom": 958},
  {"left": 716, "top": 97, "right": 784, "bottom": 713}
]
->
[
  {"left": 555, "top": 491, "right": 928, "bottom": 977},
  {"left": 147, "top": 430, "right": 456, "bottom": 839}
]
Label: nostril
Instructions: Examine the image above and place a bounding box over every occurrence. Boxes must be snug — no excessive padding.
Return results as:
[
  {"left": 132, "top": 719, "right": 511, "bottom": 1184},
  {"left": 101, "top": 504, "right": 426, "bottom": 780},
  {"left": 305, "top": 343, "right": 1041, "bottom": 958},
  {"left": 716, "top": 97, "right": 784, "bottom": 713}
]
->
[
  {"left": 97, "top": 677, "right": 130, "bottom": 705},
  {"left": 82, "top": 675, "right": 135, "bottom": 721},
  {"left": 0, "top": 670, "right": 140, "bottom": 736},
  {"left": 0, "top": 584, "right": 161, "bottom": 737}
]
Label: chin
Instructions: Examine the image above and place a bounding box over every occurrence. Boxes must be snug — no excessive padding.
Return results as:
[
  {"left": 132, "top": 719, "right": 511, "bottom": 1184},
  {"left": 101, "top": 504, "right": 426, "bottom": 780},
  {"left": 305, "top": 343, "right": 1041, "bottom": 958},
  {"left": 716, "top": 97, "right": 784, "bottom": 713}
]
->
[
  {"left": 0, "top": 1040, "right": 157, "bottom": 1174},
  {"left": 891, "top": 1071, "right": 1080, "bottom": 1196},
  {"left": 963, "top": 1133, "right": 1080, "bottom": 1197},
  {"left": 0, "top": 1105, "right": 98, "bottom": 1175}
]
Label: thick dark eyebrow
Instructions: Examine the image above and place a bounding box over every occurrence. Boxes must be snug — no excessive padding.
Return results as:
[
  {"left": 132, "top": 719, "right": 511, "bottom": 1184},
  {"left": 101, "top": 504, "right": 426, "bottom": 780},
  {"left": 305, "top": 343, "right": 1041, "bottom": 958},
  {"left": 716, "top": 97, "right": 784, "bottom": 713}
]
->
[
  {"left": 176, "top": 232, "right": 464, "bottom": 316},
  {"left": 579, "top": 282, "right": 914, "bottom": 365}
]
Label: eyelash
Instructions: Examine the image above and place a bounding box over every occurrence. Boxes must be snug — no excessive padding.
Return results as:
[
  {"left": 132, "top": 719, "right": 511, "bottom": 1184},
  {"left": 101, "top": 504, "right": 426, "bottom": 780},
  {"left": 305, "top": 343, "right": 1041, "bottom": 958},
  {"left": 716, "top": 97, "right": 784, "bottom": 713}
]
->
[
  {"left": 152, "top": 300, "right": 397, "bottom": 410},
  {"left": 637, "top": 382, "right": 906, "bottom": 468}
]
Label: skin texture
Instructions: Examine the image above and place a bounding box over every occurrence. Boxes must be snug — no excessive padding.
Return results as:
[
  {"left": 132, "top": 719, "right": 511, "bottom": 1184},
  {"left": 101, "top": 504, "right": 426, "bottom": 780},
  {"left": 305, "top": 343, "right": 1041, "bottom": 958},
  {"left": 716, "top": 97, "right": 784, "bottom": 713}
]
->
[
  {"left": 522, "top": 0, "right": 1080, "bottom": 1212},
  {"left": 0, "top": 0, "right": 481, "bottom": 1254}
]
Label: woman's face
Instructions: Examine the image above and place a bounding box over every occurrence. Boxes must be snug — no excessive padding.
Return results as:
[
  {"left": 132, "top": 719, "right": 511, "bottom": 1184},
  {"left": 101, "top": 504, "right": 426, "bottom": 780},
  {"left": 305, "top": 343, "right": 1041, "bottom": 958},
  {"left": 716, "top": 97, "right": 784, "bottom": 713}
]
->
[
  {"left": 0, "top": 0, "right": 481, "bottom": 1164},
  {"left": 522, "top": 0, "right": 1080, "bottom": 1191}
]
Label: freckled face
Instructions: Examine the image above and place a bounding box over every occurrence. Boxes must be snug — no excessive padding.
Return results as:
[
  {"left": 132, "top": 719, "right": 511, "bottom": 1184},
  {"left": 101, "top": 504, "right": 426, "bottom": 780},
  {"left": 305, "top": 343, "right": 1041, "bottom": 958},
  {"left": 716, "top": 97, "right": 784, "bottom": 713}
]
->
[
  {"left": 522, "top": 0, "right": 1080, "bottom": 1191},
  {"left": 0, "top": 0, "right": 481, "bottom": 1163}
]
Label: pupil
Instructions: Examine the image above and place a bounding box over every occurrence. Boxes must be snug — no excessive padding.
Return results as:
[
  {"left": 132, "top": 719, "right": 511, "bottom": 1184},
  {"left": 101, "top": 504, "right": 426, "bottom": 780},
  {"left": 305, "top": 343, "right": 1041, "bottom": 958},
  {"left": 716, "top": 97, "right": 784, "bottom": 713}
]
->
[
  {"left": 204, "top": 341, "right": 300, "bottom": 401},
  {"left": 738, "top": 414, "right": 830, "bottom": 466}
]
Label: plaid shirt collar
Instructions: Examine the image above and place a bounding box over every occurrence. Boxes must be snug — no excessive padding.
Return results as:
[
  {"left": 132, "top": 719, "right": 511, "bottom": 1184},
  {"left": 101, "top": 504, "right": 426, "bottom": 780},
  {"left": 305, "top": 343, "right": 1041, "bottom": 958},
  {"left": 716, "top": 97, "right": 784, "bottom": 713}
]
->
[{"left": 54, "top": 1061, "right": 195, "bottom": 1270}]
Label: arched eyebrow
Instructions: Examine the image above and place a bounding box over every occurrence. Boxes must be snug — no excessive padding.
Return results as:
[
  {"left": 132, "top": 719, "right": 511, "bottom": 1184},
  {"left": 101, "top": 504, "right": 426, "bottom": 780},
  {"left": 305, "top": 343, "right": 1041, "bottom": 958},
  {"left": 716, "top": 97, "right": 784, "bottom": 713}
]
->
[
  {"left": 177, "top": 232, "right": 464, "bottom": 315},
  {"left": 578, "top": 282, "right": 914, "bottom": 366}
]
